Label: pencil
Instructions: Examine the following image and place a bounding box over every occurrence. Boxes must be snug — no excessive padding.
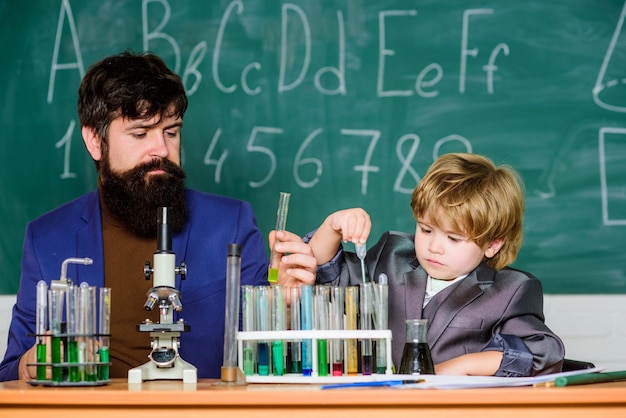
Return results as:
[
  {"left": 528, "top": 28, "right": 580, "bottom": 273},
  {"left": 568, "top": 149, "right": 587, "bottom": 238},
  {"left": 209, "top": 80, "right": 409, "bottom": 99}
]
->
[{"left": 554, "top": 370, "right": 626, "bottom": 387}]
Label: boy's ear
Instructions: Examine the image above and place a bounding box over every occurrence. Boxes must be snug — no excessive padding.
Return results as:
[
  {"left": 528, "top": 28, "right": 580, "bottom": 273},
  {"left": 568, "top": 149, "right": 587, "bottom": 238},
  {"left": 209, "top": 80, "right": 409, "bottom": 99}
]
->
[
  {"left": 82, "top": 126, "right": 102, "bottom": 161},
  {"left": 484, "top": 238, "right": 505, "bottom": 259}
]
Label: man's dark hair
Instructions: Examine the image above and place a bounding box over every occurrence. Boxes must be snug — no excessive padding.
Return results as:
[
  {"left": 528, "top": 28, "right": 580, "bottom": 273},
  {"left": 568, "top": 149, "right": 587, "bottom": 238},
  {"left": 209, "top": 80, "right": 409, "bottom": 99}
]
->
[{"left": 77, "top": 51, "right": 188, "bottom": 169}]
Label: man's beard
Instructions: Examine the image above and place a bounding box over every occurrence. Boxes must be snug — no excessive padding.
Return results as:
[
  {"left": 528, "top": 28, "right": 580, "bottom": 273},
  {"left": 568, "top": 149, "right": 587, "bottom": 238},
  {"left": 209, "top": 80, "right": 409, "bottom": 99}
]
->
[{"left": 99, "top": 157, "right": 188, "bottom": 238}]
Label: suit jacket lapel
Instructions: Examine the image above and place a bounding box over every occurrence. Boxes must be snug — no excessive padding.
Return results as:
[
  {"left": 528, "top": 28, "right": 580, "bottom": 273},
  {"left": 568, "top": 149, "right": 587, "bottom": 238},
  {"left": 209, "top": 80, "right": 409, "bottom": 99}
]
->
[
  {"left": 404, "top": 263, "right": 427, "bottom": 320},
  {"left": 75, "top": 191, "right": 105, "bottom": 287},
  {"left": 425, "top": 267, "right": 492, "bottom": 348}
]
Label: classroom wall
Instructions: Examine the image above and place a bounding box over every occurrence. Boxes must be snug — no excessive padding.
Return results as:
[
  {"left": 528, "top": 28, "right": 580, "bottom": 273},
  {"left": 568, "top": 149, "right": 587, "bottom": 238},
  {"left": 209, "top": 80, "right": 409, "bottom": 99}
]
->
[{"left": 1, "top": 294, "right": 624, "bottom": 372}]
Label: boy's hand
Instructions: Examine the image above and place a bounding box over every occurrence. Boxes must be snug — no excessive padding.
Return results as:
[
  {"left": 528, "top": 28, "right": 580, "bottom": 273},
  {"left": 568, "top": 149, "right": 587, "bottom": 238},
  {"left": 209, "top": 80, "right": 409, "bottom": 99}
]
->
[{"left": 324, "top": 208, "right": 371, "bottom": 244}]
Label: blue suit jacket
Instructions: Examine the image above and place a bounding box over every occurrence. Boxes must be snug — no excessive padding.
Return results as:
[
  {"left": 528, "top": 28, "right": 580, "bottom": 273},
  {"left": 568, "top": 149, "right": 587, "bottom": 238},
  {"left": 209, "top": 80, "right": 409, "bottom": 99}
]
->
[{"left": 0, "top": 189, "right": 269, "bottom": 381}]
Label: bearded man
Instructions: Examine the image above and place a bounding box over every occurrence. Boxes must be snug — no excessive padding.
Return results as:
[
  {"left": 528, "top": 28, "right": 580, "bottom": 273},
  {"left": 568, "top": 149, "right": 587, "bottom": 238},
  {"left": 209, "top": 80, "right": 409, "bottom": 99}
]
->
[{"left": 0, "top": 51, "right": 316, "bottom": 381}]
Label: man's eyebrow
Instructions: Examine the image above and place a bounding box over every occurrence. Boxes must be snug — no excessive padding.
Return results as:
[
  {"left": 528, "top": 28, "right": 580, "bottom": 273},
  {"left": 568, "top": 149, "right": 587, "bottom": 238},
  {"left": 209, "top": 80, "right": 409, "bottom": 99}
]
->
[{"left": 126, "top": 119, "right": 183, "bottom": 130}]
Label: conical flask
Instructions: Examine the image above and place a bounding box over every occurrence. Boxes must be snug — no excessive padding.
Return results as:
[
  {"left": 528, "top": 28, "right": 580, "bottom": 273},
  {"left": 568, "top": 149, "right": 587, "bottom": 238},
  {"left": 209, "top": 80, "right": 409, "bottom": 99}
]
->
[{"left": 397, "top": 319, "right": 434, "bottom": 375}]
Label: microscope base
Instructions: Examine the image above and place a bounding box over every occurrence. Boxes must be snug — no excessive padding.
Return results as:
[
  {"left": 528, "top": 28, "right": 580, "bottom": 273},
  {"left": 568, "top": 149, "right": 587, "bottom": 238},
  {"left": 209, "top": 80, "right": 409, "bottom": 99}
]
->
[{"left": 128, "top": 356, "right": 197, "bottom": 384}]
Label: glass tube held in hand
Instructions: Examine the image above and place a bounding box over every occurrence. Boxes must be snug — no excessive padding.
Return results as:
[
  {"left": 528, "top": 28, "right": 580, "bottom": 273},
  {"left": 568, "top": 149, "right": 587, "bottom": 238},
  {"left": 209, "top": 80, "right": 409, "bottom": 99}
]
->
[{"left": 268, "top": 192, "right": 290, "bottom": 283}]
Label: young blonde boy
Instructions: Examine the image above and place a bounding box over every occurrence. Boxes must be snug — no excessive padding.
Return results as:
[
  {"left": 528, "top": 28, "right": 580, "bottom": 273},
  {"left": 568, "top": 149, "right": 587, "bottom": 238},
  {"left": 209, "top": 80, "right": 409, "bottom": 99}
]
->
[{"left": 308, "top": 153, "right": 564, "bottom": 376}]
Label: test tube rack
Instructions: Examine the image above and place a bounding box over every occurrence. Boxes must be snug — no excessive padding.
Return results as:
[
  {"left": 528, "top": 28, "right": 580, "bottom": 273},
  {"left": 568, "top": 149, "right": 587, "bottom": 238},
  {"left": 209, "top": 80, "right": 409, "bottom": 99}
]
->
[
  {"left": 27, "top": 331, "right": 111, "bottom": 387},
  {"left": 237, "top": 328, "right": 393, "bottom": 383}
]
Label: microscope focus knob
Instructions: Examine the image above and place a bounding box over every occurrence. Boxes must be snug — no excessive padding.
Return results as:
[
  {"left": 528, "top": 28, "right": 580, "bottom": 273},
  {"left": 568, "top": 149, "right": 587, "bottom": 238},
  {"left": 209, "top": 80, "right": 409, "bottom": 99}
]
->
[
  {"left": 144, "top": 261, "right": 153, "bottom": 280},
  {"left": 176, "top": 261, "right": 187, "bottom": 280}
]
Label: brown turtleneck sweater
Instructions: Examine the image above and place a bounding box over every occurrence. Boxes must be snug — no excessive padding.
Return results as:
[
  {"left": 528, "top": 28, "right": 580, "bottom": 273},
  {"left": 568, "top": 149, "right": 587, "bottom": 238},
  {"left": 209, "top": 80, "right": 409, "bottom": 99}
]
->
[{"left": 100, "top": 199, "right": 159, "bottom": 378}]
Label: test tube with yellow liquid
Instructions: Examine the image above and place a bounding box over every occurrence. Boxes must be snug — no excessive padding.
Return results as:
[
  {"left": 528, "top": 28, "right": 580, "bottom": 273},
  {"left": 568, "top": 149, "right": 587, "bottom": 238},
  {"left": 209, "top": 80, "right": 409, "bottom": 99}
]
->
[
  {"left": 345, "top": 286, "right": 359, "bottom": 375},
  {"left": 268, "top": 192, "right": 290, "bottom": 283}
]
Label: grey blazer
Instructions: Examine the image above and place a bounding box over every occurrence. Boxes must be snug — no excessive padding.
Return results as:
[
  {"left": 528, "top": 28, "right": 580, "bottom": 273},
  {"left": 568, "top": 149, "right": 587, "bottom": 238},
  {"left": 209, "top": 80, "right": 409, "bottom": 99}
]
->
[{"left": 316, "top": 231, "right": 565, "bottom": 376}]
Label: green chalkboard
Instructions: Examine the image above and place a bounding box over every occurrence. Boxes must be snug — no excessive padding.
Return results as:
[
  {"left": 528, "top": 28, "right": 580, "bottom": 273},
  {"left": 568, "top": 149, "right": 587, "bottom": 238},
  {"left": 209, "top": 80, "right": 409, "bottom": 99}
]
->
[{"left": 1, "top": 0, "right": 626, "bottom": 294}]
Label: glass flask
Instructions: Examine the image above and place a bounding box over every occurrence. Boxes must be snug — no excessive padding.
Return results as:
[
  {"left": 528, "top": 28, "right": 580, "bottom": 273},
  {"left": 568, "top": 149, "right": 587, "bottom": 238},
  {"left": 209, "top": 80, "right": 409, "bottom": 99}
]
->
[{"left": 397, "top": 319, "right": 435, "bottom": 375}]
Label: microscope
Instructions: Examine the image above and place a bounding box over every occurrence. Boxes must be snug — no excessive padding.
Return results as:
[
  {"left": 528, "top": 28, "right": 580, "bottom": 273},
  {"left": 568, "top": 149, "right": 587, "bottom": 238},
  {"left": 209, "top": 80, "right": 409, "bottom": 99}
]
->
[{"left": 127, "top": 207, "right": 197, "bottom": 384}]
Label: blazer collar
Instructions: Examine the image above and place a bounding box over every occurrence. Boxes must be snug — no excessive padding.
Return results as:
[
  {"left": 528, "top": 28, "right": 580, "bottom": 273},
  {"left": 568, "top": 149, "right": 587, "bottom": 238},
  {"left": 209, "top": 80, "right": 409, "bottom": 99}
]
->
[{"left": 416, "top": 262, "right": 496, "bottom": 347}]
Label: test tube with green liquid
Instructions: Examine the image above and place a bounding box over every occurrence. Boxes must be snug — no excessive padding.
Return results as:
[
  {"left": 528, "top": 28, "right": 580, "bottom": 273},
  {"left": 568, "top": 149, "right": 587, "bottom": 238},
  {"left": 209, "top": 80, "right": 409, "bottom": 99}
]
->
[
  {"left": 268, "top": 192, "right": 290, "bottom": 283},
  {"left": 345, "top": 286, "right": 359, "bottom": 375},
  {"left": 256, "top": 286, "right": 272, "bottom": 376},
  {"left": 271, "top": 285, "right": 286, "bottom": 376},
  {"left": 241, "top": 285, "right": 256, "bottom": 375},
  {"left": 98, "top": 287, "right": 111, "bottom": 381},
  {"left": 79, "top": 283, "right": 97, "bottom": 381},
  {"left": 289, "top": 286, "right": 302, "bottom": 374},
  {"left": 48, "top": 288, "right": 64, "bottom": 382},
  {"left": 35, "top": 280, "right": 48, "bottom": 381},
  {"left": 66, "top": 283, "right": 80, "bottom": 382},
  {"left": 314, "top": 286, "right": 330, "bottom": 377}
]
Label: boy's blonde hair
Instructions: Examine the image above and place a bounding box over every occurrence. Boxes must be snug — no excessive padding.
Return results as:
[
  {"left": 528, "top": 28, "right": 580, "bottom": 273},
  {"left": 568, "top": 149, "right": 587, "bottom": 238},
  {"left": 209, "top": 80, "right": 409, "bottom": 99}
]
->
[{"left": 410, "top": 153, "right": 525, "bottom": 270}]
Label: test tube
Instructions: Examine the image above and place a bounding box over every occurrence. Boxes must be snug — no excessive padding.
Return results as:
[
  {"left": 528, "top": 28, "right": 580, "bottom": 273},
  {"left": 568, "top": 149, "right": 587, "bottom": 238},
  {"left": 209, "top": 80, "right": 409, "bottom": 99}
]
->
[
  {"left": 374, "top": 274, "right": 389, "bottom": 374},
  {"left": 300, "top": 285, "right": 313, "bottom": 376},
  {"left": 35, "top": 280, "right": 48, "bottom": 381},
  {"left": 48, "top": 288, "right": 64, "bottom": 382},
  {"left": 330, "top": 286, "right": 344, "bottom": 376},
  {"left": 289, "top": 286, "right": 302, "bottom": 373},
  {"left": 360, "top": 282, "right": 374, "bottom": 375},
  {"left": 271, "top": 285, "right": 286, "bottom": 376},
  {"left": 222, "top": 244, "right": 242, "bottom": 380},
  {"left": 268, "top": 192, "right": 290, "bottom": 283},
  {"left": 98, "top": 287, "right": 111, "bottom": 381},
  {"left": 256, "top": 286, "right": 272, "bottom": 376},
  {"left": 314, "top": 286, "right": 330, "bottom": 377},
  {"left": 241, "top": 285, "right": 256, "bottom": 375},
  {"left": 65, "top": 283, "right": 80, "bottom": 382},
  {"left": 345, "top": 286, "right": 359, "bottom": 375},
  {"left": 79, "top": 283, "right": 97, "bottom": 381}
]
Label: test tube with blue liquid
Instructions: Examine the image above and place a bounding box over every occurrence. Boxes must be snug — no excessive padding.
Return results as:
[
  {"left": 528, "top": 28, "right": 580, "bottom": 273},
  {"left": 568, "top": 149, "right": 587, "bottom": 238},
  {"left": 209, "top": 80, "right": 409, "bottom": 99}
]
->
[
  {"left": 256, "top": 286, "right": 272, "bottom": 376},
  {"left": 314, "top": 286, "right": 330, "bottom": 377},
  {"left": 271, "top": 285, "right": 286, "bottom": 376},
  {"left": 35, "top": 281, "right": 48, "bottom": 381},
  {"left": 330, "top": 286, "right": 344, "bottom": 376},
  {"left": 289, "top": 286, "right": 302, "bottom": 373},
  {"left": 359, "top": 282, "right": 374, "bottom": 375},
  {"left": 268, "top": 192, "right": 290, "bottom": 283},
  {"left": 98, "top": 287, "right": 111, "bottom": 381},
  {"left": 241, "top": 285, "right": 256, "bottom": 375},
  {"left": 300, "top": 285, "right": 313, "bottom": 376}
]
